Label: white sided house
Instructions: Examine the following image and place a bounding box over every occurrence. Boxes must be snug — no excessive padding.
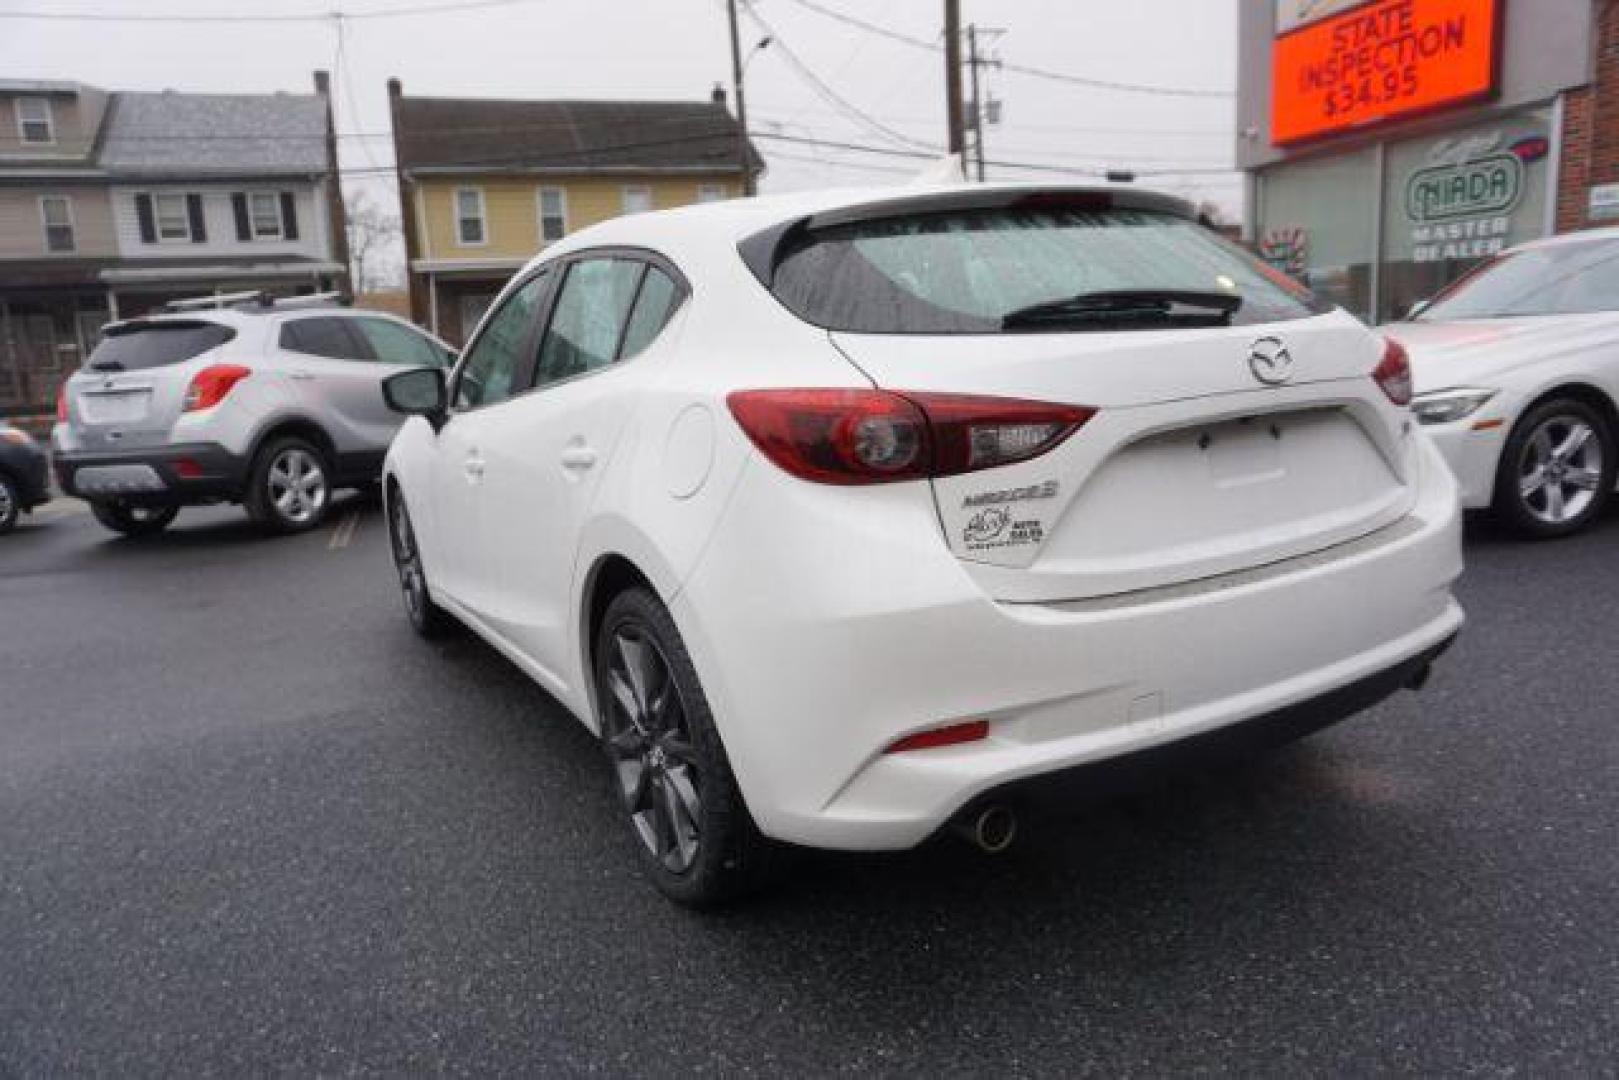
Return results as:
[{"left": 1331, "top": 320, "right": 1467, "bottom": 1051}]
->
[{"left": 99, "top": 91, "right": 345, "bottom": 314}]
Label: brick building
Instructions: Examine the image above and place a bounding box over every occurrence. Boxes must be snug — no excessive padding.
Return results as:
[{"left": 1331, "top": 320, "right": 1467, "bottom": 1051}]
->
[{"left": 1237, "top": 0, "right": 1619, "bottom": 324}]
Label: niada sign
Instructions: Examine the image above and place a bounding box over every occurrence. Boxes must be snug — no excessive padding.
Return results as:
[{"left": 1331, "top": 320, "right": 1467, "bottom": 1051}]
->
[{"left": 1406, "top": 152, "right": 1523, "bottom": 222}]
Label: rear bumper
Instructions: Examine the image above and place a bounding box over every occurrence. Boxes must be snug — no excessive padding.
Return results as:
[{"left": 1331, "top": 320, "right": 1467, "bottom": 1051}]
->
[
  {"left": 673, "top": 435, "right": 1466, "bottom": 852},
  {"left": 956, "top": 631, "right": 1454, "bottom": 826},
  {"left": 53, "top": 443, "right": 247, "bottom": 504}
]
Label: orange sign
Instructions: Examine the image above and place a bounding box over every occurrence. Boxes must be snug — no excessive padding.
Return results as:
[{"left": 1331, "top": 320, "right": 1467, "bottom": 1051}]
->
[{"left": 1272, "top": 0, "right": 1500, "bottom": 145}]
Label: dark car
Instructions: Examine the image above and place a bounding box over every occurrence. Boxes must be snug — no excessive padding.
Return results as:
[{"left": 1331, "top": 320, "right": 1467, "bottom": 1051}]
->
[{"left": 0, "top": 421, "right": 52, "bottom": 533}]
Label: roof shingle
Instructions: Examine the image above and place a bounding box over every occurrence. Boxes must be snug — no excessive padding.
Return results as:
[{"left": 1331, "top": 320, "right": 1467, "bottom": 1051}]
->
[
  {"left": 99, "top": 92, "right": 327, "bottom": 176},
  {"left": 395, "top": 96, "right": 759, "bottom": 174}
]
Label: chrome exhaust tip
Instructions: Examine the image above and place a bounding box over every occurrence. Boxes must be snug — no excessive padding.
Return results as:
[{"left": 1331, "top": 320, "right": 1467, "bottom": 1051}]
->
[{"left": 955, "top": 804, "right": 1018, "bottom": 854}]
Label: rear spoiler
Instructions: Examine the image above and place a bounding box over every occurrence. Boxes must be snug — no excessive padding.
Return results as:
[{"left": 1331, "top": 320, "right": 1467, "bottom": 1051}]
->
[
  {"left": 100, "top": 317, "right": 221, "bottom": 337},
  {"left": 738, "top": 186, "right": 1198, "bottom": 288}
]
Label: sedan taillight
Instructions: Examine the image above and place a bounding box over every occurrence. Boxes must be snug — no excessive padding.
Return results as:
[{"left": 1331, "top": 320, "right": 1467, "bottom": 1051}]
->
[
  {"left": 1373, "top": 338, "right": 1413, "bottom": 407},
  {"left": 55, "top": 383, "right": 68, "bottom": 422},
  {"left": 726, "top": 388, "right": 1094, "bottom": 485},
  {"left": 183, "top": 364, "right": 252, "bottom": 412}
]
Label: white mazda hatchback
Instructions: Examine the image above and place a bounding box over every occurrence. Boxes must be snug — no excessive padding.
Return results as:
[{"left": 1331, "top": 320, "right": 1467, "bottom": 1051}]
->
[{"left": 381, "top": 185, "right": 1464, "bottom": 905}]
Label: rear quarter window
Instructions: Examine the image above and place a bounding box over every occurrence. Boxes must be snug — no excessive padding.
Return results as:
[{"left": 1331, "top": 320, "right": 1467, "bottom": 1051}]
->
[
  {"left": 761, "top": 206, "right": 1330, "bottom": 333},
  {"left": 86, "top": 320, "right": 236, "bottom": 371}
]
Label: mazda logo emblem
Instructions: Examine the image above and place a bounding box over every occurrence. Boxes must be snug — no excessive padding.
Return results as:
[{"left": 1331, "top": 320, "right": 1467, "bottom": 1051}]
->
[{"left": 1248, "top": 336, "right": 1294, "bottom": 386}]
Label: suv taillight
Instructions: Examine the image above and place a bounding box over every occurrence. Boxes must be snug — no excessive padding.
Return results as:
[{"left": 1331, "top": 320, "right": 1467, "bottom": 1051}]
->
[
  {"left": 55, "top": 383, "right": 68, "bottom": 422},
  {"left": 726, "top": 389, "right": 1094, "bottom": 485},
  {"left": 1373, "top": 338, "right": 1413, "bottom": 407},
  {"left": 183, "top": 364, "right": 252, "bottom": 412}
]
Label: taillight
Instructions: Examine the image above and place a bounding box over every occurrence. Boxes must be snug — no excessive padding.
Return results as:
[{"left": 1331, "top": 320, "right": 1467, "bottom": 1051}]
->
[
  {"left": 183, "top": 364, "right": 251, "bottom": 412},
  {"left": 55, "top": 383, "right": 68, "bottom": 422},
  {"left": 726, "top": 389, "right": 1094, "bottom": 485},
  {"left": 1373, "top": 338, "right": 1413, "bottom": 407}
]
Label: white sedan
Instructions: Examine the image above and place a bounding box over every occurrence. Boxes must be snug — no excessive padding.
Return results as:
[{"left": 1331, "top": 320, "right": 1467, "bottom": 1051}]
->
[
  {"left": 1388, "top": 227, "right": 1619, "bottom": 537},
  {"left": 380, "top": 184, "right": 1463, "bottom": 905}
]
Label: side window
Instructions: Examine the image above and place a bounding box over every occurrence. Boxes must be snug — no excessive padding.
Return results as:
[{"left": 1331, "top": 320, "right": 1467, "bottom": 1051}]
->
[
  {"left": 618, "top": 266, "right": 682, "bottom": 360},
  {"left": 532, "top": 259, "right": 644, "bottom": 388},
  {"left": 354, "top": 317, "right": 451, "bottom": 367},
  {"left": 454, "top": 273, "right": 547, "bottom": 409},
  {"left": 280, "top": 316, "right": 373, "bottom": 361}
]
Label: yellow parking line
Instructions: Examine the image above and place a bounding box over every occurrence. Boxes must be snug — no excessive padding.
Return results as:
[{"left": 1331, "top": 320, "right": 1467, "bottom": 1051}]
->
[
  {"left": 328, "top": 508, "right": 360, "bottom": 550},
  {"left": 32, "top": 498, "right": 89, "bottom": 519}
]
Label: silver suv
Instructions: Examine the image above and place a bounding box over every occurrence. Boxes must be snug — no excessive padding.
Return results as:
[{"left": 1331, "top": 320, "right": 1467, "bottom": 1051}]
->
[{"left": 52, "top": 294, "right": 453, "bottom": 536}]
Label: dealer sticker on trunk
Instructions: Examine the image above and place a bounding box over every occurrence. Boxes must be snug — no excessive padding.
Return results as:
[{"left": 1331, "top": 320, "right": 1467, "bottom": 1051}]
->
[{"left": 959, "top": 480, "right": 1058, "bottom": 552}]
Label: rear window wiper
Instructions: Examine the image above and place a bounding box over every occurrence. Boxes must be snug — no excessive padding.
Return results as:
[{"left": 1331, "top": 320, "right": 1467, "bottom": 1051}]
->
[{"left": 1001, "top": 289, "right": 1243, "bottom": 330}]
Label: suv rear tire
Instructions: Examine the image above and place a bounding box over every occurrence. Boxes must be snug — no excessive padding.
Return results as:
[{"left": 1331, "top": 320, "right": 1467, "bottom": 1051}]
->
[
  {"left": 90, "top": 501, "right": 178, "bottom": 538},
  {"left": 246, "top": 436, "right": 331, "bottom": 534}
]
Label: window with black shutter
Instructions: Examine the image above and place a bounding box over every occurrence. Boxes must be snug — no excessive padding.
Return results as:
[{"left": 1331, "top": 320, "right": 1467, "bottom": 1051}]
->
[
  {"left": 185, "top": 193, "right": 206, "bottom": 243},
  {"left": 280, "top": 192, "right": 299, "bottom": 240},
  {"left": 135, "top": 193, "right": 157, "bottom": 243}
]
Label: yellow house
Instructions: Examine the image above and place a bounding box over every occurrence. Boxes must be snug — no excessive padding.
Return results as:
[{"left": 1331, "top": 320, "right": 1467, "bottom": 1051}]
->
[{"left": 390, "top": 82, "right": 759, "bottom": 344}]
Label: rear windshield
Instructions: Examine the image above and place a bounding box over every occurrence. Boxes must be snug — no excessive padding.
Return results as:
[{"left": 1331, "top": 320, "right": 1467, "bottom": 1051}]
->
[
  {"left": 763, "top": 208, "right": 1330, "bottom": 333},
  {"left": 86, "top": 320, "right": 236, "bottom": 372}
]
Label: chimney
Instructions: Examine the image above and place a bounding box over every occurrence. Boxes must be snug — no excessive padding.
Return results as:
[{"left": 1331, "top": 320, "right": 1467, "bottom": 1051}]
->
[
  {"left": 313, "top": 70, "right": 352, "bottom": 296},
  {"left": 711, "top": 82, "right": 727, "bottom": 109}
]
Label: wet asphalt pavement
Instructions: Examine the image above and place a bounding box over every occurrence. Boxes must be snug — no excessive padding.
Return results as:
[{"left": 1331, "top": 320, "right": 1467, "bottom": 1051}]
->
[{"left": 1, "top": 496, "right": 1615, "bottom": 1075}]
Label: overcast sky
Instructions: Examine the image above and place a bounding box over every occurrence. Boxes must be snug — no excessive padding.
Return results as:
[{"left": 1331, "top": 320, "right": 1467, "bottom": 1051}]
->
[{"left": 1, "top": 0, "right": 1241, "bottom": 275}]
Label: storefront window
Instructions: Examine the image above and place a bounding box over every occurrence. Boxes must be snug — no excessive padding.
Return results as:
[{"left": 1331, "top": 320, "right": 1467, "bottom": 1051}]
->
[
  {"left": 1256, "top": 148, "right": 1378, "bottom": 320},
  {"left": 1378, "top": 108, "right": 1552, "bottom": 321}
]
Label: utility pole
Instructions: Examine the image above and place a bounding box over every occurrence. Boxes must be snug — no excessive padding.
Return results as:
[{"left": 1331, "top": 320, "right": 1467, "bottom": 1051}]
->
[
  {"left": 944, "top": 0, "right": 965, "bottom": 171},
  {"left": 726, "top": 0, "right": 755, "bottom": 196},
  {"left": 967, "top": 26, "right": 984, "bottom": 182},
  {"left": 313, "top": 71, "right": 352, "bottom": 294}
]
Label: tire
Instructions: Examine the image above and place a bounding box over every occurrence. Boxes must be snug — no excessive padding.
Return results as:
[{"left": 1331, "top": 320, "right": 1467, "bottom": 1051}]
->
[
  {"left": 1493, "top": 397, "right": 1616, "bottom": 539},
  {"left": 387, "top": 490, "right": 452, "bottom": 638},
  {"left": 245, "top": 436, "right": 331, "bottom": 534},
  {"left": 594, "top": 586, "right": 779, "bottom": 907},
  {"left": 0, "top": 473, "right": 19, "bottom": 535},
  {"left": 89, "top": 501, "right": 179, "bottom": 538}
]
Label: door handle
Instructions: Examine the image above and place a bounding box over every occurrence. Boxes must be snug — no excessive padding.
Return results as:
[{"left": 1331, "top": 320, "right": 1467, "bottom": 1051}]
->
[
  {"left": 289, "top": 369, "right": 315, "bottom": 381},
  {"left": 463, "top": 452, "right": 486, "bottom": 481},
  {"left": 560, "top": 443, "right": 598, "bottom": 470}
]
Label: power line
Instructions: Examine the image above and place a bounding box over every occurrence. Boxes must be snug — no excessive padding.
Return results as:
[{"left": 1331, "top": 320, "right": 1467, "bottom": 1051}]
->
[
  {"left": 739, "top": 3, "right": 941, "bottom": 155},
  {"left": 332, "top": 15, "right": 383, "bottom": 170},
  {"left": 0, "top": 0, "right": 541, "bottom": 22},
  {"left": 0, "top": 124, "right": 1238, "bottom": 172},
  {"left": 777, "top": 0, "right": 1233, "bottom": 100},
  {"left": 764, "top": 148, "right": 917, "bottom": 176}
]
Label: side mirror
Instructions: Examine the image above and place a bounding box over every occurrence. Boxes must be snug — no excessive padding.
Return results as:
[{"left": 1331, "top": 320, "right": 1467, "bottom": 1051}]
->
[
  {"left": 383, "top": 366, "right": 447, "bottom": 430},
  {"left": 1406, "top": 297, "right": 1432, "bottom": 319}
]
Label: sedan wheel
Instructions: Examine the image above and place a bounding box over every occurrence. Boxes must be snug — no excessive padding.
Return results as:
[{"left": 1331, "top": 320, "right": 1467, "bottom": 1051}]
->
[
  {"left": 594, "top": 587, "right": 778, "bottom": 905},
  {"left": 388, "top": 491, "right": 450, "bottom": 637},
  {"left": 0, "top": 475, "right": 18, "bottom": 534},
  {"left": 603, "top": 624, "right": 704, "bottom": 874},
  {"left": 1496, "top": 399, "right": 1615, "bottom": 539}
]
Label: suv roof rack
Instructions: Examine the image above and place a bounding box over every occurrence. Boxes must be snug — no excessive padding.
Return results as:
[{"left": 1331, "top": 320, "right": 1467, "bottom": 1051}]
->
[
  {"left": 163, "top": 290, "right": 268, "bottom": 312},
  {"left": 161, "top": 290, "right": 352, "bottom": 314},
  {"left": 257, "top": 291, "right": 350, "bottom": 312}
]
